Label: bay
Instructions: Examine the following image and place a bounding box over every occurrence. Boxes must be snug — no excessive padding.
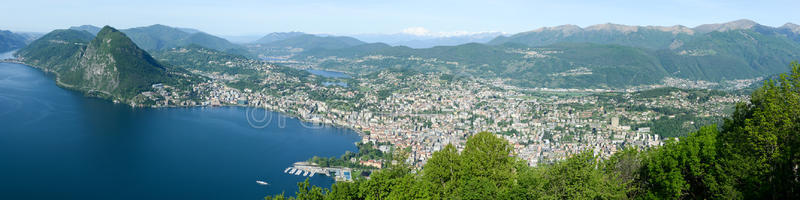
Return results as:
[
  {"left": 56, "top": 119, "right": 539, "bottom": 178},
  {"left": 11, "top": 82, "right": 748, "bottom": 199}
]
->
[{"left": 0, "top": 62, "right": 360, "bottom": 199}]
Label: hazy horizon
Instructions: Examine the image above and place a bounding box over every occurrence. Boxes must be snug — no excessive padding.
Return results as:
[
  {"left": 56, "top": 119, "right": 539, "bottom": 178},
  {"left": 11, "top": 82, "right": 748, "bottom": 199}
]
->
[{"left": 2, "top": 0, "right": 799, "bottom": 37}]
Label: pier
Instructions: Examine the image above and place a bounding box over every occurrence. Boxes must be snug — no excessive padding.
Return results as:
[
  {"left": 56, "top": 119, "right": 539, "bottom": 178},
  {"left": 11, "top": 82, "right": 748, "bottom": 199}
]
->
[{"left": 282, "top": 162, "right": 352, "bottom": 181}]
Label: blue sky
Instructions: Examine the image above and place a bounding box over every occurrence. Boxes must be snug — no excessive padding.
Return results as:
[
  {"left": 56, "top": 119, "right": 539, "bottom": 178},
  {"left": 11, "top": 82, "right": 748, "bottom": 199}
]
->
[{"left": 2, "top": 0, "right": 799, "bottom": 36}]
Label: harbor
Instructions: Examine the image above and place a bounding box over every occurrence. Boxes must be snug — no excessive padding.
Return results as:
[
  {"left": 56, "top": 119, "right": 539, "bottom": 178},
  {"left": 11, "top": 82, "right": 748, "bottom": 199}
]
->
[{"left": 284, "top": 162, "right": 353, "bottom": 182}]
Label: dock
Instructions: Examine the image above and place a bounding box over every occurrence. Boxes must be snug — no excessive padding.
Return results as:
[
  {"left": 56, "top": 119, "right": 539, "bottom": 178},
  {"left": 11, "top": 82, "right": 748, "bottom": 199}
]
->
[{"left": 281, "top": 162, "right": 352, "bottom": 181}]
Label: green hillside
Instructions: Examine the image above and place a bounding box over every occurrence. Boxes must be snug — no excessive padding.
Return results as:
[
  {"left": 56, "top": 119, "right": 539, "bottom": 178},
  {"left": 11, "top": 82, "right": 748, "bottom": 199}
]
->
[
  {"left": 254, "top": 32, "right": 306, "bottom": 44},
  {"left": 120, "top": 24, "right": 243, "bottom": 52},
  {"left": 662, "top": 29, "right": 800, "bottom": 80},
  {"left": 81, "top": 26, "right": 170, "bottom": 98},
  {"left": 489, "top": 24, "right": 695, "bottom": 49},
  {"left": 296, "top": 21, "right": 800, "bottom": 89},
  {"left": 0, "top": 30, "right": 30, "bottom": 52},
  {"left": 151, "top": 44, "right": 260, "bottom": 75},
  {"left": 260, "top": 34, "right": 366, "bottom": 50},
  {"left": 68, "top": 25, "right": 102, "bottom": 35},
  {"left": 296, "top": 42, "right": 674, "bottom": 88},
  {"left": 15, "top": 29, "right": 95, "bottom": 68},
  {"left": 16, "top": 26, "right": 177, "bottom": 101}
]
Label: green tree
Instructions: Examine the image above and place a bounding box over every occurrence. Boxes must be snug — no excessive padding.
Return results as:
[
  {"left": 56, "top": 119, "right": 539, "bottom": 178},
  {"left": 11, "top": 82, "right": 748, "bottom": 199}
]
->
[
  {"left": 639, "top": 125, "right": 733, "bottom": 199},
  {"left": 358, "top": 151, "right": 417, "bottom": 200},
  {"left": 265, "top": 179, "right": 326, "bottom": 200},
  {"left": 457, "top": 132, "right": 516, "bottom": 199},
  {"left": 532, "top": 151, "right": 626, "bottom": 199},
  {"left": 717, "top": 61, "right": 800, "bottom": 199},
  {"left": 603, "top": 148, "right": 643, "bottom": 198},
  {"left": 295, "top": 179, "right": 326, "bottom": 200},
  {"left": 421, "top": 144, "right": 461, "bottom": 199},
  {"left": 324, "top": 181, "right": 360, "bottom": 200}
]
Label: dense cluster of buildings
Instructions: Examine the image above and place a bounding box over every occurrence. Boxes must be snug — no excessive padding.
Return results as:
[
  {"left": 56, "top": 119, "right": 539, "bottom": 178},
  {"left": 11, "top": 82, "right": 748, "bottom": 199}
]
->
[{"left": 156, "top": 65, "right": 747, "bottom": 167}]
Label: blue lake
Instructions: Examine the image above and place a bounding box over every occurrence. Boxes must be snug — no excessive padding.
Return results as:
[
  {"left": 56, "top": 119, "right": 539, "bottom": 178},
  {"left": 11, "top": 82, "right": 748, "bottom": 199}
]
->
[
  {"left": 306, "top": 69, "right": 351, "bottom": 78},
  {"left": 0, "top": 62, "right": 360, "bottom": 199}
]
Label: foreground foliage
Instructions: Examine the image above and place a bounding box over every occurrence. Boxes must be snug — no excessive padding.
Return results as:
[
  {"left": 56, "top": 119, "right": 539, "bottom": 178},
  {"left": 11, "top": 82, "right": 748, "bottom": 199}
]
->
[{"left": 267, "top": 62, "right": 800, "bottom": 199}]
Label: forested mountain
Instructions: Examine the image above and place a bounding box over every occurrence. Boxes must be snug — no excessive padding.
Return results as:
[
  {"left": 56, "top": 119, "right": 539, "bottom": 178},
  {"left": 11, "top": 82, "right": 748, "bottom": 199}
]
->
[
  {"left": 150, "top": 44, "right": 261, "bottom": 75},
  {"left": 255, "top": 33, "right": 366, "bottom": 50},
  {"left": 69, "top": 24, "right": 246, "bottom": 55},
  {"left": 489, "top": 23, "right": 696, "bottom": 49},
  {"left": 16, "top": 26, "right": 176, "bottom": 101},
  {"left": 254, "top": 32, "right": 306, "bottom": 44},
  {"left": 120, "top": 24, "right": 242, "bottom": 51},
  {"left": 296, "top": 20, "right": 800, "bottom": 89},
  {"left": 15, "top": 29, "right": 95, "bottom": 69},
  {"left": 657, "top": 29, "right": 800, "bottom": 81},
  {"left": 351, "top": 31, "right": 505, "bottom": 48},
  {"left": 68, "top": 25, "right": 102, "bottom": 35},
  {"left": 489, "top": 19, "right": 799, "bottom": 48},
  {"left": 0, "top": 30, "right": 31, "bottom": 52},
  {"left": 267, "top": 62, "right": 800, "bottom": 199},
  {"left": 777, "top": 23, "right": 800, "bottom": 43}
]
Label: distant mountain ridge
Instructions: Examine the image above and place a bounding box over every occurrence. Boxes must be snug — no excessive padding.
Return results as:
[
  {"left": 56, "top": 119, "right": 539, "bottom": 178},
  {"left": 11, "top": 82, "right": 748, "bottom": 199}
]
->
[
  {"left": 121, "top": 24, "right": 242, "bottom": 51},
  {"left": 489, "top": 23, "right": 697, "bottom": 49},
  {"left": 69, "top": 24, "right": 244, "bottom": 53},
  {"left": 351, "top": 32, "right": 505, "bottom": 48},
  {"left": 251, "top": 32, "right": 366, "bottom": 51},
  {"left": 254, "top": 32, "right": 306, "bottom": 44},
  {"left": 782, "top": 23, "right": 800, "bottom": 33},
  {"left": 16, "top": 26, "right": 173, "bottom": 102},
  {"left": 69, "top": 25, "right": 102, "bottom": 35},
  {"left": 16, "top": 19, "right": 798, "bottom": 92},
  {"left": 0, "top": 30, "right": 32, "bottom": 52},
  {"left": 694, "top": 19, "right": 759, "bottom": 33},
  {"left": 490, "top": 19, "right": 799, "bottom": 48},
  {"left": 297, "top": 19, "right": 800, "bottom": 89}
]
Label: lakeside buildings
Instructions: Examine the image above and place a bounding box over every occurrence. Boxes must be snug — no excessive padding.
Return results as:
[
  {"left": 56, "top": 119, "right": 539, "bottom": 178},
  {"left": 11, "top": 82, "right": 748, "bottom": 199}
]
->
[{"left": 182, "top": 69, "right": 744, "bottom": 167}]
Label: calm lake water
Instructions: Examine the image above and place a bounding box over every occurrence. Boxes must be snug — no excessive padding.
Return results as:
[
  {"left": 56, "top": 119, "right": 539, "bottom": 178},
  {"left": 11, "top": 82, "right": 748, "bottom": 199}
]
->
[
  {"left": 0, "top": 62, "right": 360, "bottom": 199},
  {"left": 306, "top": 69, "right": 351, "bottom": 78}
]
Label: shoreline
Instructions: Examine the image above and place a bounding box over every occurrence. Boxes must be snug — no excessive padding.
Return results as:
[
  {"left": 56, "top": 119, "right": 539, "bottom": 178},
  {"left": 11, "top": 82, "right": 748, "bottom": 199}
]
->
[
  {"left": 1, "top": 59, "right": 369, "bottom": 140},
  {"left": 3, "top": 60, "right": 367, "bottom": 182},
  {"left": 2, "top": 59, "right": 117, "bottom": 100}
]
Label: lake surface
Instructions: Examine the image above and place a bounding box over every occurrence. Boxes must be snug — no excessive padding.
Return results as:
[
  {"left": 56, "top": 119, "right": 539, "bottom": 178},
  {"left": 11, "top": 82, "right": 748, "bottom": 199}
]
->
[
  {"left": 306, "top": 69, "right": 351, "bottom": 78},
  {"left": 0, "top": 62, "right": 360, "bottom": 199}
]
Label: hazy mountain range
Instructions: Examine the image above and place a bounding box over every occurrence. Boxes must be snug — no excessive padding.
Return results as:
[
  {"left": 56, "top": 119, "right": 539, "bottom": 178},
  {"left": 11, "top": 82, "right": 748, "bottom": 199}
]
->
[
  {"left": 491, "top": 19, "right": 800, "bottom": 48},
  {"left": 253, "top": 32, "right": 365, "bottom": 49},
  {"left": 350, "top": 31, "right": 506, "bottom": 48},
  {"left": 69, "top": 24, "right": 243, "bottom": 53},
  {"left": 8, "top": 19, "right": 800, "bottom": 92},
  {"left": 296, "top": 19, "right": 800, "bottom": 89},
  {"left": 0, "top": 30, "right": 43, "bottom": 52}
]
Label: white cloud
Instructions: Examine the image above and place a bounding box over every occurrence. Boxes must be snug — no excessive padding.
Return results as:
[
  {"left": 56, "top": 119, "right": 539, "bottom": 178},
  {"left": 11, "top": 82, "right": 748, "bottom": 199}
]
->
[
  {"left": 401, "top": 27, "right": 432, "bottom": 36},
  {"left": 400, "top": 27, "right": 504, "bottom": 38}
]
